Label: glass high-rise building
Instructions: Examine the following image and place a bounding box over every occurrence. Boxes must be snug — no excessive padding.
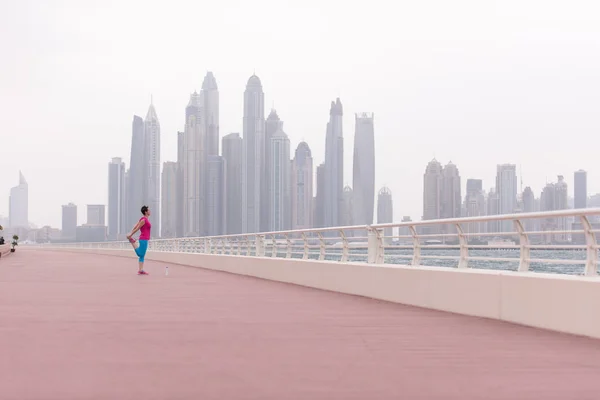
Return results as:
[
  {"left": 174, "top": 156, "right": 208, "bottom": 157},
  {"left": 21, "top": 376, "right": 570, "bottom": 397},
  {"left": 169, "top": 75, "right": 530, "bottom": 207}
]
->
[
  {"left": 108, "top": 157, "right": 126, "bottom": 240},
  {"left": 223, "top": 133, "right": 243, "bottom": 234},
  {"left": 291, "top": 142, "right": 313, "bottom": 230},
  {"left": 161, "top": 162, "right": 178, "bottom": 238},
  {"left": 323, "top": 98, "right": 343, "bottom": 229},
  {"left": 352, "top": 113, "right": 375, "bottom": 225},
  {"left": 574, "top": 170, "right": 587, "bottom": 209},
  {"left": 242, "top": 75, "right": 265, "bottom": 233}
]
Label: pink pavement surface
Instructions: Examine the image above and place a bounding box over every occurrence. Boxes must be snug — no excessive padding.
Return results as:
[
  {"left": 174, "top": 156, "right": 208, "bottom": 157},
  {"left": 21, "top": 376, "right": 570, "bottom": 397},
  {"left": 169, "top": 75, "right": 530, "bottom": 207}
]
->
[{"left": 2, "top": 250, "right": 600, "bottom": 400}]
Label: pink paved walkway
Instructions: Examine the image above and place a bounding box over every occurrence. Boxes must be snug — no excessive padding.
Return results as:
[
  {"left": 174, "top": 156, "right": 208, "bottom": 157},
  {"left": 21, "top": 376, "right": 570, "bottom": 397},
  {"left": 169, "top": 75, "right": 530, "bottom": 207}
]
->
[{"left": 2, "top": 250, "right": 600, "bottom": 399}]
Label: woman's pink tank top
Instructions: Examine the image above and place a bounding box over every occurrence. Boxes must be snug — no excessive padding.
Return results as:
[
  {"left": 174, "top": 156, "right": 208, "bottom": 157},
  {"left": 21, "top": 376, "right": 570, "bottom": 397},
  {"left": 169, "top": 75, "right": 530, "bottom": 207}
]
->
[{"left": 139, "top": 216, "right": 151, "bottom": 240}]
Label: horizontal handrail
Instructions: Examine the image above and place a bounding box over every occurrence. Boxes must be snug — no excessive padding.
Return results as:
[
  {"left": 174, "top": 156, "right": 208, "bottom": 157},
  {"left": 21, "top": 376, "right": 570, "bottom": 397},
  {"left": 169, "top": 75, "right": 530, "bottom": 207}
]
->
[{"left": 39, "top": 208, "right": 600, "bottom": 277}]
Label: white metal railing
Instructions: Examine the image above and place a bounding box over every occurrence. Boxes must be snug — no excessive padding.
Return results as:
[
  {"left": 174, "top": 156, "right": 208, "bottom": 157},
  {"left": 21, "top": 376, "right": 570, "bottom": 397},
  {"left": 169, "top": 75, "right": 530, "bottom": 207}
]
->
[{"left": 41, "top": 208, "right": 600, "bottom": 276}]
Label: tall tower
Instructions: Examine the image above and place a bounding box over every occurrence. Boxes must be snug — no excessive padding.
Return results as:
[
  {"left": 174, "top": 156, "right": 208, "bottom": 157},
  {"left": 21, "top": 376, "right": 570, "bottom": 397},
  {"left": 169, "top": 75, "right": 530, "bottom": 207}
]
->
[
  {"left": 127, "top": 115, "right": 145, "bottom": 228},
  {"left": 202, "top": 72, "right": 219, "bottom": 157},
  {"left": 495, "top": 164, "right": 517, "bottom": 232},
  {"left": 262, "top": 109, "right": 281, "bottom": 232},
  {"left": 144, "top": 100, "right": 161, "bottom": 237},
  {"left": 423, "top": 159, "right": 443, "bottom": 220},
  {"left": 268, "top": 122, "right": 291, "bottom": 231},
  {"left": 61, "top": 203, "right": 77, "bottom": 240},
  {"left": 441, "top": 162, "right": 461, "bottom": 219},
  {"left": 182, "top": 92, "right": 205, "bottom": 237},
  {"left": 323, "top": 98, "right": 344, "bottom": 228},
  {"left": 161, "top": 161, "right": 178, "bottom": 238},
  {"left": 108, "top": 157, "right": 126, "bottom": 240},
  {"left": 377, "top": 187, "right": 393, "bottom": 244},
  {"left": 176, "top": 131, "right": 184, "bottom": 238},
  {"left": 9, "top": 171, "right": 28, "bottom": 228},
  {"left": 465, "top": 178, "right": 485, "bottom": 235},
  {"left": 291, "top": 142, "right": 313, "bottom": 230},
  {"left": 352, "top": 113, "right": 375, "bottom": 225},
  {"left": 223, "top": 133, "right": 243, "bottom": 234},
  {"left": 242, "top": 74, "right": 265, "bottom": 233},
  {"left": 314, "top": 163, "right": 326, "bottom": 228},
  {"left": 574, "top": 170, "right": 587, "bottom": 209},
  {"left": 206, "top": 156, "right": 226, "bottom": 236},
  {"left": 522, "top": 186, "right": 536, "bottom": 233},
  {"left": 341, "top": 185, "right": 354, "bottom": 227}
]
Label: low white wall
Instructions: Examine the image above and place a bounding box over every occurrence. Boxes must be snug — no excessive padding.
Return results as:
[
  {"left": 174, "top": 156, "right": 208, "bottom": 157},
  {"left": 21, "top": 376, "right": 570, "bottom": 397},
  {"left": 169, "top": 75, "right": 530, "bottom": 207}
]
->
[
  {"left": 42, "top": 247, "right": 600, "bottom": 339},
  {"left": 0, "top": 244, "right": 11, "bottom": 258}
]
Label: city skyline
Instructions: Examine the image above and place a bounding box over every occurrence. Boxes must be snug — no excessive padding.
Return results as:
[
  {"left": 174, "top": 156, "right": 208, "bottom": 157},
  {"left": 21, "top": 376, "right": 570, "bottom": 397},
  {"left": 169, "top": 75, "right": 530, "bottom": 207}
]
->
[
  {"left": 4, "top": 84, "right": 600, "bottom": 232},
  {"left": 3, "top": 1, "right": 600, "bottom": 228}
]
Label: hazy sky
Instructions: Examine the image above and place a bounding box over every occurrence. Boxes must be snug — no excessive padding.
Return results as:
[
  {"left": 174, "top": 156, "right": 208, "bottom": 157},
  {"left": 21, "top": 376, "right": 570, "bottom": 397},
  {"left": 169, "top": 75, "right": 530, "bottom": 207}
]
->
[{"left": 1, "top": 0, "right": 600, "bottom": 228}]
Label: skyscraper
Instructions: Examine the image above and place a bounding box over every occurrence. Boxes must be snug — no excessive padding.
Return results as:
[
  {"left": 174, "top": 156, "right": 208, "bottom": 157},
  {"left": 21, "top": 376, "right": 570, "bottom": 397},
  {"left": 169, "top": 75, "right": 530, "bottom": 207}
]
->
[
  {"left": 314, "top": 163, "right": 326, "bottom": 228},
  {"left": 182, "top": 92, "right": 205, "bottom": 237},
  {"left": 291, "top": 142, "right": 313, "bottom": 230},
  {"left": 574, "top": 170, "right": 587, "bottom": 209},
  {"left": 466, "top": 179, "right": 483, "bottom": 197},
  {"left": 262, "top": 109, "right": 281, "bottom": 232},
  {"left": 108, "top": 157, "right": 126, "bottom": 240},
  {"left": 87, "top": 205, "right": 106, "bottom": 226},
  {"left": 496, "top": 164, "right": 517, "bottom": 232},
  {"left": 352, "top": 113, "right": 375, "bottom": 225},
  {"left": 9, "top": 171, "right": 28, "bottom": 228},
  {"left": 144, "top": 101, "right": 161, "bottom": 235},
  {"left": 539, "top": 177, "right": 568, "bottom": 243},
  {"left": 61, "top": 203, "right": 77, "bottom": 240},
  {"left": 465, "top": 180, "right": 485, "bottom": 236},
  {"left": 268, "top": 122, "right": 291, "bottom": 231},
  {"left": 341, "top": 186, "right": 354, "bottom": 228},
  {"left": 176, "top": 131, "right": 184, "bottom": 238},
  {"left": 441, "top": 162, "right": 461, "bottom": 219},
  {"left": 202, "top": 72, "right": 219, "bottom": 157},
  {"left": 423, "top": 159, "right": 442, "bottom": 220},
  {"left": 422, "top": 159, "right": 443, "bottom": 235},
  {"left": 223, "top": 133, "right": 243, "bottom": 234},
  {"left": 522, "top": 186, "right": 536, "bottom": 234},
  {"left": 377, "top": 187, "right": 393, "bottom": 244},
  {"left": 206, "top": 156, "right": 226, "bottom": 236},
  {"left": 323, "top": 98, "right": 344, "bottom": 228},
  {"left": 127, "top": 115, "right": 145, "bottom": 228},
  {"left": 555, "top": 175, "right": 569, "bottom": 241},
  {"left": 242, "top": 74, "right": 265, "bottom": 233},
  {"left": 487, "top": 189, "right": 500, "bottom": 233},
  {"left": 161, "top": 162, "right": 178, "bottom": 238}
]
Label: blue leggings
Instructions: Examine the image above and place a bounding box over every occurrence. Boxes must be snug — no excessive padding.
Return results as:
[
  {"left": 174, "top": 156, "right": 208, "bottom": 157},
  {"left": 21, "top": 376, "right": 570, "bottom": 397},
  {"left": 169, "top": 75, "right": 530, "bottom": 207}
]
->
[{"left": 135, "top": 240, "right": 149, "bottom": 262}]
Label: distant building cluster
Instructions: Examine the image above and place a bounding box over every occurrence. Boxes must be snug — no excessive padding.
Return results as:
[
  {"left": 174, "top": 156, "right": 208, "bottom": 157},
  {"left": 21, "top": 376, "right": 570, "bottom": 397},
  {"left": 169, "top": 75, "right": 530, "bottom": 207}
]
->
[
  {"left": 103, "top": 72, "right": 383, "bottom": 241},
  {"left": 421, "top": 161, "right": 594, "bottom": 244},
  {"left": 6, "top": 73, "right": 598, "bottom": 245}
]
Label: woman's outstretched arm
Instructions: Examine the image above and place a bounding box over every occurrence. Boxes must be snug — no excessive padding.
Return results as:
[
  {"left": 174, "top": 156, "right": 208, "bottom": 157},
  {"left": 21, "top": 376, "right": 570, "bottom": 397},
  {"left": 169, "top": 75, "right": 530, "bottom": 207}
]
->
[{"left": 127, "top": 219, "right": 145, "bottom": 239}]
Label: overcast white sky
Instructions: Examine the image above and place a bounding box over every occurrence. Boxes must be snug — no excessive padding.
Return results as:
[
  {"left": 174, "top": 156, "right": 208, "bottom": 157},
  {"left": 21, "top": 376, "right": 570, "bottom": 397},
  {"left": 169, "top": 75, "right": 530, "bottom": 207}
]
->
[{"left": 1, "top": 0, "right": 600, "bottom": 228}]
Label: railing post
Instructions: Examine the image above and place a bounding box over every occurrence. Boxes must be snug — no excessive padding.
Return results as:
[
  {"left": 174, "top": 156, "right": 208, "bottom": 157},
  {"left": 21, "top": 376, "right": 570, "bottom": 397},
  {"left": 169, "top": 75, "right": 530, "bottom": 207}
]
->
[
  {"left": 317, "top": 232, "right": 326, "bottom": 261},
  {"left": 340, "top": 229, "right": 349, "bottom": 262},
  {"left": 514, "top": 219, "right": 530, "bottom": 272},
  {"left": 410, "top": 225, "right": 421, "bottom": 266},
  {"left": 246, "top": 237, "right": 251, "bottom": 256},
  {"left": 581, "top": 215, "right": 598, "bottom": 276},
  {"left": 285, "top": 234, "right": 292, "bottom": 259},
  {"left": 367, "top": 227, "right": 384, "bottom": 264},
  {"left": 456, "top": 223, "right": 468, "bottom": 269},
  {"left": 255, "top": 235, "right": 265, "bottom": 257},
  {"left": 302, "top": 233, "right": 309, "bottom": 260},
  {"left": 271, "top": 235, "right": 277, "bottom": 258}
]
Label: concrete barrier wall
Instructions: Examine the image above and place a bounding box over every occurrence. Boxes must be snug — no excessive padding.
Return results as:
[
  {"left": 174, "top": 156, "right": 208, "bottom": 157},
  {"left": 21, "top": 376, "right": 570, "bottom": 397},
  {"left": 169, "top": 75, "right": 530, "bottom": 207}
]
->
[
  {"left": 0, "top": 244, "right": 11, "bottom": 258},
  {"left": 42, "top": 247, "right": 600, "bottom": 339}
]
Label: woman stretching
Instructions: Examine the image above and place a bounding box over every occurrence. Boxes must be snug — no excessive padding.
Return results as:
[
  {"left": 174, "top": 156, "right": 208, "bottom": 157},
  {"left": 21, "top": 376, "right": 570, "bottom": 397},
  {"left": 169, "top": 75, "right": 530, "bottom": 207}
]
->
[{"left": 127, "top": 205, "right": 152, "bottom": 275}]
